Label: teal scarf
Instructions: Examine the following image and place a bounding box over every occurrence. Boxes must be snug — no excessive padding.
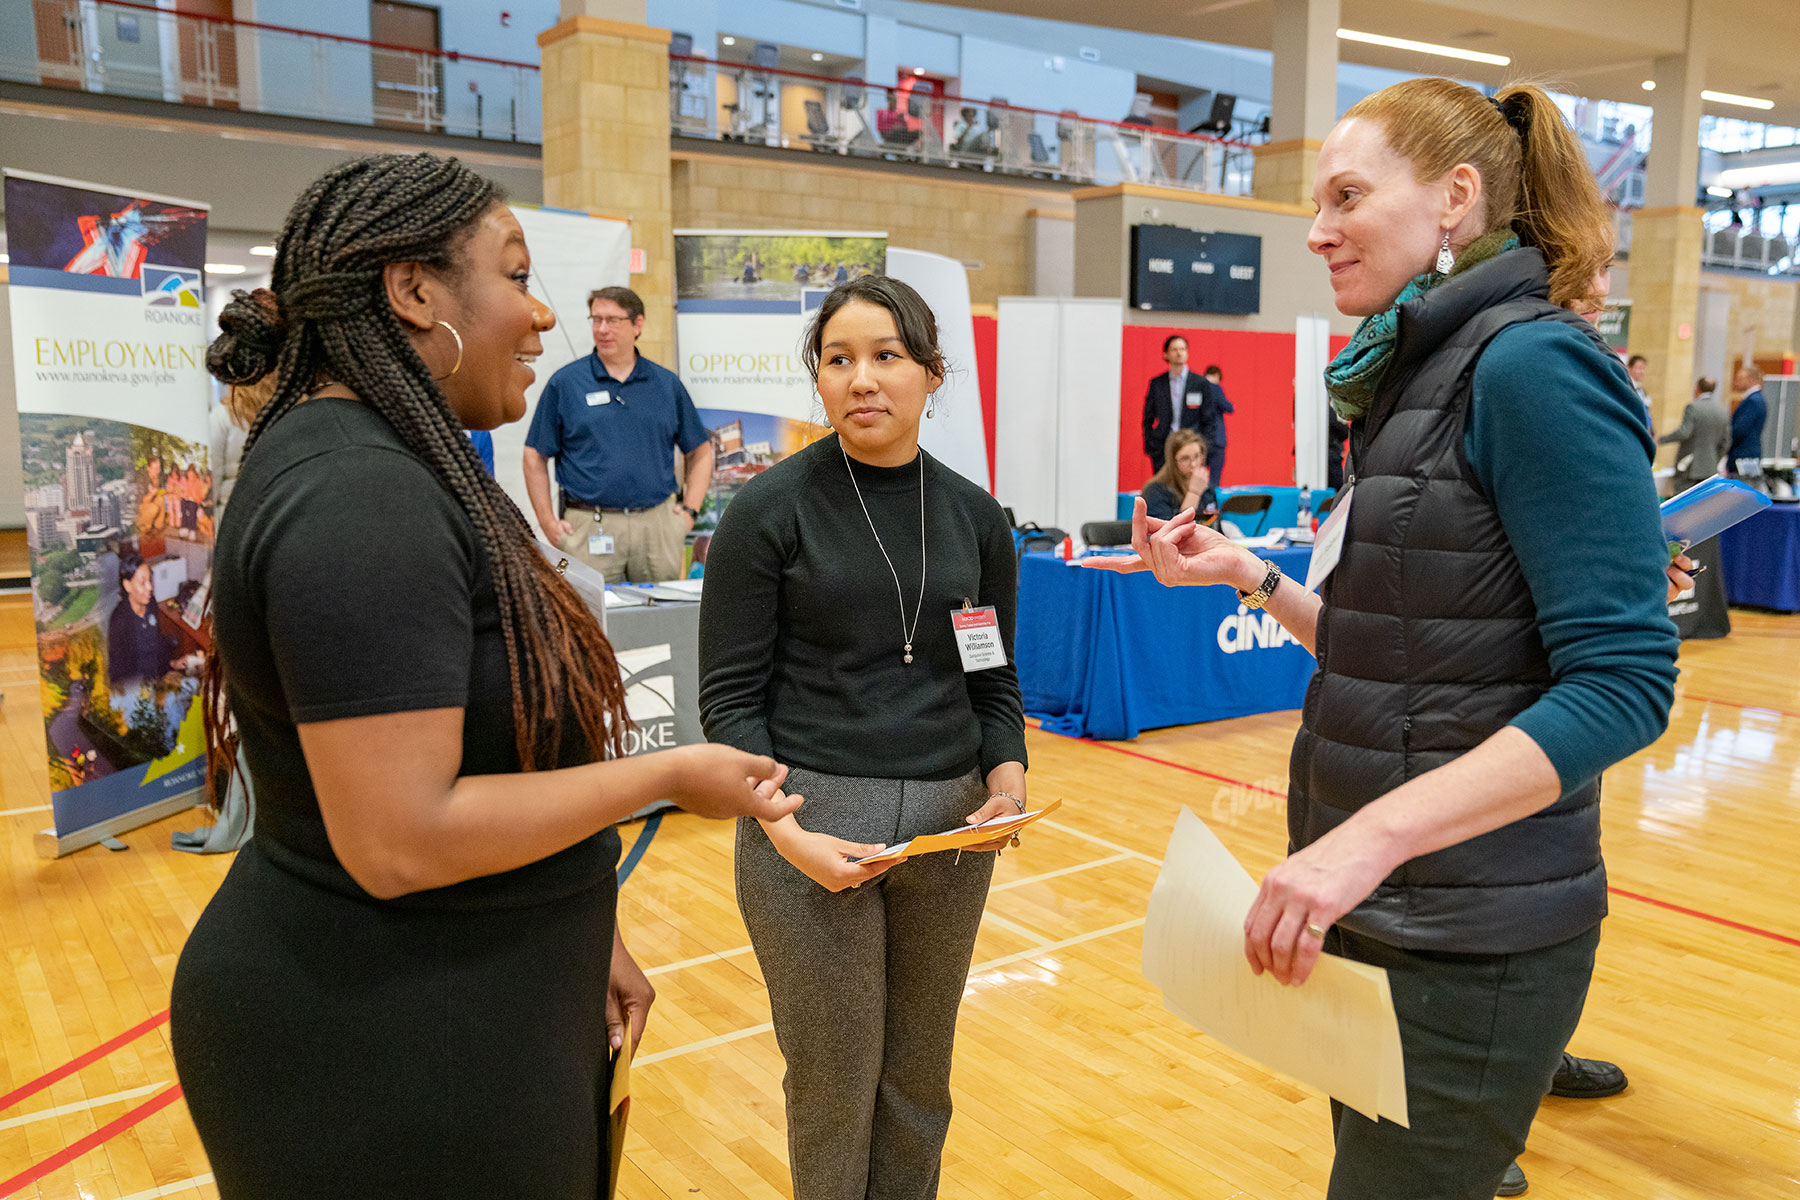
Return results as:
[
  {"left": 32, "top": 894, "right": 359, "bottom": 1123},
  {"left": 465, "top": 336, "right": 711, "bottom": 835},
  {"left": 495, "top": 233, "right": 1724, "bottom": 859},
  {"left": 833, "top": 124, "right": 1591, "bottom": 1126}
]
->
[{"left": 1324, "top": 232, "right": 1520, "bottom": 421}]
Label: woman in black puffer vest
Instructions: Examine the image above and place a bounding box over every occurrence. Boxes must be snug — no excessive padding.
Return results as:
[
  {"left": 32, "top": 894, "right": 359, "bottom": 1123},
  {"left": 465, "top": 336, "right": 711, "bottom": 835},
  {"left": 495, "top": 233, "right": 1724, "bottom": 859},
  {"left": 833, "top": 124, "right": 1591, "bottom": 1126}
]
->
[{"left": 1105, "top": 79, "right": 1684, "bottom": 1199}]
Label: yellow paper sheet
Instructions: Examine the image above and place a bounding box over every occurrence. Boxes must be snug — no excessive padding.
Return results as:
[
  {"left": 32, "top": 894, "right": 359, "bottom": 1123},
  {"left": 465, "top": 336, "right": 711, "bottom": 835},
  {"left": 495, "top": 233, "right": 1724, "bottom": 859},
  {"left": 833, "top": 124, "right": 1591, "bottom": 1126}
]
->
[
  {"left": 852, "top": 799, "right": 1063, "bottom": 864},
  {"left": 1141, "top": 807, "right": 1410, "bottom": 1127},
  {"left": 606, "top": 1033, "right": 632, "bottom": 1199}
]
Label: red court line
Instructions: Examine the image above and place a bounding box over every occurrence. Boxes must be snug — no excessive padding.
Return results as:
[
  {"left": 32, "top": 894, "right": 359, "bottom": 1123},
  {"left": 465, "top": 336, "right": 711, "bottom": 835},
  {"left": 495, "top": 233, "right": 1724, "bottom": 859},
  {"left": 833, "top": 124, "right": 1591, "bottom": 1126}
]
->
[
  {"left": 0, "top": 1009, "right": 170, "bottom": 1115},
  {"left": 1605, "top": 887, "right": 1800, "bottom": 949},
  {"left": 1054, "top": 733, "right": 1288, "bottom": 798},
  {"left": 1681, "top": 693, "right": 1800, "bottom": 721},
  {"left": 1036, "top": 725, "right": 1800, "bottom": 950},
  {"left": 0, "top": 1084, "right": 184, "bottom": 1198}
]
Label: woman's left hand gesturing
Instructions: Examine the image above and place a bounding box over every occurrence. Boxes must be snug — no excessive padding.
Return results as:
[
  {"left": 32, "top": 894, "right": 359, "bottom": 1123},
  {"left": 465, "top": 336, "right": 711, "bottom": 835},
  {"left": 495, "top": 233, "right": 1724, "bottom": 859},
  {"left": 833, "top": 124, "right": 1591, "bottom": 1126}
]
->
[{"left": 1243, "top": 821, "right": 1399, "bottom": 986}]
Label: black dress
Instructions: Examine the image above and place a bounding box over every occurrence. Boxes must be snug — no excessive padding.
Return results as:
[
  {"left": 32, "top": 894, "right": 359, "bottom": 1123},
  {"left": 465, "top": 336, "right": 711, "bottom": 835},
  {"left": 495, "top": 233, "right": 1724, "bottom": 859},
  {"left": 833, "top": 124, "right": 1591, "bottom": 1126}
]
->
[{"left": 171, "top": 398, "right": 620, "bottom": 1198}]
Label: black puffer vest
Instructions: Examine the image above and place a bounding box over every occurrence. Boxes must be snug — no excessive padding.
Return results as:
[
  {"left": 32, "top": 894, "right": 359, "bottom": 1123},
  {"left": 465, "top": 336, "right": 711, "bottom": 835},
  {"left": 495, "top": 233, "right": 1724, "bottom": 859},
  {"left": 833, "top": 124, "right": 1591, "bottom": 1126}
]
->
[{"left": 1291, "top": 248, "right": 1608, "bottom": 954}]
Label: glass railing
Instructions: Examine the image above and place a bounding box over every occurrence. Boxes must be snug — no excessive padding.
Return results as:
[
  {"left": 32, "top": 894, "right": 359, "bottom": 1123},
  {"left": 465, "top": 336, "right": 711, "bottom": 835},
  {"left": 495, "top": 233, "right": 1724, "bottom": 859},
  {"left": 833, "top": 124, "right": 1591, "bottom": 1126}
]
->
[
  {"left": 670, "top": 54, "right": 1258, "bottom": 197},
  {"left": 9, "top": 0, "right": 541, "bottom": 141}
]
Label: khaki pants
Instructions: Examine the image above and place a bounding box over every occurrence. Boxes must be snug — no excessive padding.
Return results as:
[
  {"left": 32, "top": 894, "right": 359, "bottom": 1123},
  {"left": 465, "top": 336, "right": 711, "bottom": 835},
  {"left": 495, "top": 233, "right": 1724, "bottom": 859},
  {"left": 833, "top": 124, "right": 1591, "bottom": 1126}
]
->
[{"left": 557, "top": 496, "right": 686, "bottom": 584}]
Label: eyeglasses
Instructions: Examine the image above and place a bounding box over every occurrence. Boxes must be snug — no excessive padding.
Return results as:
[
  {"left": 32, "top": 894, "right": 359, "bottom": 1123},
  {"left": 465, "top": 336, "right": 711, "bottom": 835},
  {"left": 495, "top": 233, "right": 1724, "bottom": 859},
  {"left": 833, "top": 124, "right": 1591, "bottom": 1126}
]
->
[{"left": 590, "top": 315, "right": 637, "bottom": 328}]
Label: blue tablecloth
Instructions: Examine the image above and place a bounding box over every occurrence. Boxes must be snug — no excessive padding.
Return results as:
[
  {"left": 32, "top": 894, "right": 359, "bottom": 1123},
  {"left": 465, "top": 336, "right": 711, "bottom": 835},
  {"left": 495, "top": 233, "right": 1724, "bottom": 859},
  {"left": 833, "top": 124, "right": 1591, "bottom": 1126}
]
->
[
  {"left": 1016, "top": 546, "right": 1317, "bottom": 740},
  {"left": 1719, "top": 502, "right": 1800, "bottom": 611}
]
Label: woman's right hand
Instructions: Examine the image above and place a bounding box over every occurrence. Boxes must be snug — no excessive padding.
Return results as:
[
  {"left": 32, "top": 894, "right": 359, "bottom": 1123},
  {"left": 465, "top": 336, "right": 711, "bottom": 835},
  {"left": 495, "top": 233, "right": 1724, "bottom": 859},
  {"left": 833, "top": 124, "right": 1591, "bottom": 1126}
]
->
[
  {"left": 660, "top": 745, "right": 802, "bottom": 823},
  {"left": 775, "top": 823, "right": 901, "bottom": 892},
  {"left": 1134, "top": 498, "right": 1262, "bottom": 589}
]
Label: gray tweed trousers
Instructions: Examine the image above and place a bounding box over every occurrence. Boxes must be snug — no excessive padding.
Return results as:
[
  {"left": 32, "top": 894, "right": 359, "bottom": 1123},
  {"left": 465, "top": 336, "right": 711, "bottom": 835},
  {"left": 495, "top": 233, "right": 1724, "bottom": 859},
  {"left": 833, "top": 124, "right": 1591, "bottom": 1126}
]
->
[{"left": 735, "top": 765, "right": 996, "bottom": 1200}]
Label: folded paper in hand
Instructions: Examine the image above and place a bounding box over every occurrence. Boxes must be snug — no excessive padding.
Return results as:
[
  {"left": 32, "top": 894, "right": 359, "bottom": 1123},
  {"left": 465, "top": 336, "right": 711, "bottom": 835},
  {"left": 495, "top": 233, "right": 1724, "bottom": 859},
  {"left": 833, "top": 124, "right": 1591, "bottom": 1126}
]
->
[
  {"left": 851, "top": 799, "right": 1063, "bottom": 864},
  {"left": 1142, "top": 808, "right": 1409, "bottom": 1127}
]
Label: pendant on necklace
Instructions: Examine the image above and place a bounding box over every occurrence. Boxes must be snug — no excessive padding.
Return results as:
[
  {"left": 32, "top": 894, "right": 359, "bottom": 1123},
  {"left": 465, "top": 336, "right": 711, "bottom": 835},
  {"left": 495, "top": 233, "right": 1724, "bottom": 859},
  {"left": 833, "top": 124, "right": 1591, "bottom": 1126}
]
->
[{"left": 904, "top": 643, "right": 913, "bottom": 664}]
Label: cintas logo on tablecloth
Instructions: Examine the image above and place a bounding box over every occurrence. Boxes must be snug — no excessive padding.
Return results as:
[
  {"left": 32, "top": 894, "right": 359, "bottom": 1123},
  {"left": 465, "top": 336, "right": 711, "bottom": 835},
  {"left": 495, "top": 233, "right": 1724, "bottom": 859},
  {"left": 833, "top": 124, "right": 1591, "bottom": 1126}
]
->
[{"left": 1216, "top": 604, "right": 1298, "bottom": 654}]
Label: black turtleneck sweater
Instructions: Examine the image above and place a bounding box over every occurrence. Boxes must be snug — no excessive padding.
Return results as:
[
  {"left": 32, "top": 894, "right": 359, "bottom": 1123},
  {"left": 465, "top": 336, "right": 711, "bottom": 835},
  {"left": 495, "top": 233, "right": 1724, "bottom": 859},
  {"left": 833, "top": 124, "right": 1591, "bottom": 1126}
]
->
[{"left": 698, "top": 434, "right": 1026, "bottom": 781}]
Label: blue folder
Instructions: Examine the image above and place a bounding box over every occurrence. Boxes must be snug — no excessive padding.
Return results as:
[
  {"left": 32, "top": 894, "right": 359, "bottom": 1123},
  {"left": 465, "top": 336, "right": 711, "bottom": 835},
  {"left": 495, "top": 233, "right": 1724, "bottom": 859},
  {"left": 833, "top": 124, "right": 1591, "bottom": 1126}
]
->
[{"left": 1662, "top": 477, "right": 1771, "bottom": 557}]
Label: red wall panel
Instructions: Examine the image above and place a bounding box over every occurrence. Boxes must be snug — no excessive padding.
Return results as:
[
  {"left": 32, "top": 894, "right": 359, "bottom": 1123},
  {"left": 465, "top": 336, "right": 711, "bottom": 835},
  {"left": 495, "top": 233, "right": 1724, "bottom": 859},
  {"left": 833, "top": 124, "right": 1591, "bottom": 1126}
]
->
[
  {"left": 971, "top": 314, "right": 998, "bottom": 493},
  {"left": 1117, "top": 327, "right": 1300, "bottom": 491}
]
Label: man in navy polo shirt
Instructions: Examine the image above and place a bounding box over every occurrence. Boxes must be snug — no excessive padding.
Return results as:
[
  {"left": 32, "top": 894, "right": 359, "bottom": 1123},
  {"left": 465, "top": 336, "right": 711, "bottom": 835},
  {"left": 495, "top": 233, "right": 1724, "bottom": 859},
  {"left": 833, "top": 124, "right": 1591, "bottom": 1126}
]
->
[{"left": 523, "top": 285, "right": 714, "bottom": 583}]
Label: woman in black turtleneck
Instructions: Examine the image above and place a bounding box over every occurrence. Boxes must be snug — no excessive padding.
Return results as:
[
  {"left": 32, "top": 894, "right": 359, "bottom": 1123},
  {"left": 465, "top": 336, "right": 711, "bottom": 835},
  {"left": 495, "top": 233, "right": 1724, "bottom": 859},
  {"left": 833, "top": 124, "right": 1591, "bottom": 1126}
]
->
[{"left": 699, "top": 275, "right": 1026, "bottom": 1200}]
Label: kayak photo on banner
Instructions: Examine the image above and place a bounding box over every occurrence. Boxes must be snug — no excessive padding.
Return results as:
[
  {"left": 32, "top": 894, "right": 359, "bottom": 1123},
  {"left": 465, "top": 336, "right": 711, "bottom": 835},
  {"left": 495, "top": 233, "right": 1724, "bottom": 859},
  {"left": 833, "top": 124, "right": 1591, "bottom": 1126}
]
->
[
  {"left": 4, "top": 169, "right": 213, "bottom": 852},
  {"left": 673, "top": 229, "right": 887, "bottom": 552}
]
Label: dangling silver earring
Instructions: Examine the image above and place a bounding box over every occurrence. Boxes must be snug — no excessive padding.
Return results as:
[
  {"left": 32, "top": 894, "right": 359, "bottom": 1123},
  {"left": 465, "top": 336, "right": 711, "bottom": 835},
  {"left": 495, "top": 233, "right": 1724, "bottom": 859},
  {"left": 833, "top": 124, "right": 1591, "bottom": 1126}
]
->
[
  {"left": 433, "top": 319, "right": 464, "bottom": 381},
  {"left": 925, "top": 395, "right": 936, "bottom": 419},
  {"left": 1436, "top": 233, "right": 1455, "bottom": 275}
]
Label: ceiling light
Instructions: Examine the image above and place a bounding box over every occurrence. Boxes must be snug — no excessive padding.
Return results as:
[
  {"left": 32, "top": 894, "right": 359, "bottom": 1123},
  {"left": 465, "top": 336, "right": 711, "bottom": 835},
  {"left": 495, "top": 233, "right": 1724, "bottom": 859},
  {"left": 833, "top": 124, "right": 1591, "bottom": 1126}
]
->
[
  {"left": 1717, "top": 161, "right": 1800, "bottom": 189},
  {"left": 1336, "top": 28, "right": 1510, "bottom": 67},
  {"left": 1702, "top": 89, "right": 1775, "bottom": 110},
  {"left": 205, "top": 263, "right": 247, "bottom": 275},
  {"left": 912, "top": 66, "right": 925, "bottom": 76},
  {"left": 1707, "top": 185, "right": 1734, "bottom": 198},
  {"left": 249, "top": 244, "right": 276, "bottom": 256},
  {"left": 721, "top": 36, "right": 736, "bottom": 46},
  {"left": 810, "top": 52, "right": 823, "bottom": 62},
  {"left": 1642, "top": 80, "right": 1656, "bottom": 91}
]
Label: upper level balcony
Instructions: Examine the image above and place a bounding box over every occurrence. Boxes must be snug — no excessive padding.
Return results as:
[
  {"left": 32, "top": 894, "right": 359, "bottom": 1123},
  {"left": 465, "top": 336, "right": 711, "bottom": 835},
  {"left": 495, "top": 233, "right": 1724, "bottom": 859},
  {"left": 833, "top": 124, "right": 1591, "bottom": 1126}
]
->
[
  {"left": 8, "top": 0, "right": 542, "bottom": 142},
  {"left": 3, "top": 1, "right": 1257, "bottom": 201}
]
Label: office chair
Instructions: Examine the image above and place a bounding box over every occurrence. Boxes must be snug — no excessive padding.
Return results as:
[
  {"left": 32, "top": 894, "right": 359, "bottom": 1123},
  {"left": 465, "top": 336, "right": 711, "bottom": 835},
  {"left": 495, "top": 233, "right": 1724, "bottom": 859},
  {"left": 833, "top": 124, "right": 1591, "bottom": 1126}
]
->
[
  {"left": 1218, "top": 492, "right": 1274, "bottom": 536},
  {"left": 1080, "top": 520, "right": 1134, "bottom": 548}
]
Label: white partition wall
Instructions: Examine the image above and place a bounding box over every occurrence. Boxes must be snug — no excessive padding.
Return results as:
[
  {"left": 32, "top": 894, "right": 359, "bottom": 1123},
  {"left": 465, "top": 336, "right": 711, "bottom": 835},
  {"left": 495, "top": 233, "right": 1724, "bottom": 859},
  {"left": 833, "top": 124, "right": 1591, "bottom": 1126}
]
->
[
  {"left": 994, "top": 296, "right": 1123, "bottom": 531},
  {"left": 890, "top": 247, "right": 990, "bottom": 492},
  {"left": 1294, "top": 312, "right": 1332, "bottom": 490}
]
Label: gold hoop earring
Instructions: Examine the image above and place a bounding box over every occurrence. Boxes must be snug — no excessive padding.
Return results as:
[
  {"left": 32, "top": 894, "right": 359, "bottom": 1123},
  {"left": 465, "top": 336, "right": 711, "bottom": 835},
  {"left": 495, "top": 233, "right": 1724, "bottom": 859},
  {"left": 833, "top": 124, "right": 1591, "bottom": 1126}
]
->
[{"left": 433, "top": 320, "right": 464, "bottom": 381}]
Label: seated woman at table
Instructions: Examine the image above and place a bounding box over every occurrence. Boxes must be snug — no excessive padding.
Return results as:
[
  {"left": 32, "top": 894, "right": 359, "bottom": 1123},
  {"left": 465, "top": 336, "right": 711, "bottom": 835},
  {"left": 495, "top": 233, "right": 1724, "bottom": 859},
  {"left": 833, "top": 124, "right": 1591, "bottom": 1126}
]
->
[{"left": 1140, "top": 429, "right": 1218, "bottom": 523}]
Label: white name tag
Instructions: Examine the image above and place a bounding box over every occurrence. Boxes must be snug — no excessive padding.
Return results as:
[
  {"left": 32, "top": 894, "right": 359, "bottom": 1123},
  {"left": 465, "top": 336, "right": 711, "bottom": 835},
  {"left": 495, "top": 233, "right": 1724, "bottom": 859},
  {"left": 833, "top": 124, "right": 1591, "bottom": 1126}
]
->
[
  {"left": 588, "top": 533, "right": 616, "bottom": 556},
  {"left": 1303, "top": 484, "right": 1353, "bottom": 593},
  {"left": 586, "top": 390, "right": 611, "bottom": 406},
  {"left": 952, "top": 606, "right": 1006, "bottom": 672},
  {"left": 1184, "top": 391, "right": 1203, "bottom": 408}
]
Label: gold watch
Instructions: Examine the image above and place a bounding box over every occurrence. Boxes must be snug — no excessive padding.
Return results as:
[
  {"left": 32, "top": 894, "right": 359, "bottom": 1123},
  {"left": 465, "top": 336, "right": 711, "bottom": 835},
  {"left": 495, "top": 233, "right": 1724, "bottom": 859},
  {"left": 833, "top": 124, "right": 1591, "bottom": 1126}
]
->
[{"left": 1237, "top": 559, "right": 1282, "bottom": 609}]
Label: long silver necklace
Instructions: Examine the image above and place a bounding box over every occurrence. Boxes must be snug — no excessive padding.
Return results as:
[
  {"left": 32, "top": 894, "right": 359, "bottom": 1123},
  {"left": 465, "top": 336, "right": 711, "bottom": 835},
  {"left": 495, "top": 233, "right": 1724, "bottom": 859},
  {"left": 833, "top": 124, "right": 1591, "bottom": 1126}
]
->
[{"left": 842, "top": 441, "right": 926, "bottom": 664}]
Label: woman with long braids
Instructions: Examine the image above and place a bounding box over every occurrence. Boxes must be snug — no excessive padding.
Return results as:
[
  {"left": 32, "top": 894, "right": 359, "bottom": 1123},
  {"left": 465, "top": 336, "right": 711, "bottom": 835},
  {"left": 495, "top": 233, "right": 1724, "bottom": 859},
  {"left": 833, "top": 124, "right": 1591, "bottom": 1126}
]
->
[{"left": 171, "top": 152, "right": 797, "bottom": 1198}]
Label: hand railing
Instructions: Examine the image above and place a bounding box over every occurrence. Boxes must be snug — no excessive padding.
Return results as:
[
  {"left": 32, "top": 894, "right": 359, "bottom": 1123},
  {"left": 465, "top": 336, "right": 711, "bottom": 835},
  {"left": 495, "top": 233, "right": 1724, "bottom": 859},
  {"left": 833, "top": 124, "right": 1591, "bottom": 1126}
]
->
[
  {"left": 10, "top": 0, "right": 540, "bottom": 142},
  {"left": 671, "top": 54, "right": 1259, "bottom": 197}
]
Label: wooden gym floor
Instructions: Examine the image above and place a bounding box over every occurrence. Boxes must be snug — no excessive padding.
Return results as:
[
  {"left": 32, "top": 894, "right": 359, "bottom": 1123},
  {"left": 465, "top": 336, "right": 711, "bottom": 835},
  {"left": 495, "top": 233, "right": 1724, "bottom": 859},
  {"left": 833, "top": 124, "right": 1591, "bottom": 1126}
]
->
[{"left": 1, "top": 593, "right": 1797, "bottom": 1199}]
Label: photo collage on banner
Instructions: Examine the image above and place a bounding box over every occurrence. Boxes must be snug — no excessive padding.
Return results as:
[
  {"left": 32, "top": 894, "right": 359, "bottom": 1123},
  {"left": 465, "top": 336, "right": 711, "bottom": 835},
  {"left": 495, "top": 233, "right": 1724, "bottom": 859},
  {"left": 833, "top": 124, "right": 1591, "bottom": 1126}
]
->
[
  {"left": 4, "top": 170, "right": 213, "bottom": 851},
  {"left": 672, "top": 230, "right": 887, "bottom": 557}
]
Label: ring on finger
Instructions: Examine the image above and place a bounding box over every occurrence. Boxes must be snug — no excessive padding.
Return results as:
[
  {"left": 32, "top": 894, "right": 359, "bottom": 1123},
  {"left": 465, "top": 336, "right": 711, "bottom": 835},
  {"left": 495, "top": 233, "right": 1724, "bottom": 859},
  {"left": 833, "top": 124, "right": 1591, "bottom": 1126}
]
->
[{"left": 1305, "top": 921, "right": 1327, "bottom": 939}]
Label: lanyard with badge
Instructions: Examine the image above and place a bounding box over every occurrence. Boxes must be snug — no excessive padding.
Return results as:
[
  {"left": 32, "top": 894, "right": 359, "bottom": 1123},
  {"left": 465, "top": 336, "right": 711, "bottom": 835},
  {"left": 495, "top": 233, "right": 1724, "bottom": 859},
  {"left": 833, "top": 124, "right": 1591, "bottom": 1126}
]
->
[{"left": 582, "top": 355, "right": 618, "bottom": 556}]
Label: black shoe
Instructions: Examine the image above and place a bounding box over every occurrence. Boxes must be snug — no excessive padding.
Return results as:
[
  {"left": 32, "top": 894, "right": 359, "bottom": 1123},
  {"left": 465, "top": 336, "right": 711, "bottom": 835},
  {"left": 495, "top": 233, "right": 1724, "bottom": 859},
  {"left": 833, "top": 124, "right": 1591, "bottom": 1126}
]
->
[
  {"left": 1549, "top": 1051, "right": 1628, "bottom": 1098},
  {"left": 1497, "top": 1161, "right": 1528, "bottom": 1196}
]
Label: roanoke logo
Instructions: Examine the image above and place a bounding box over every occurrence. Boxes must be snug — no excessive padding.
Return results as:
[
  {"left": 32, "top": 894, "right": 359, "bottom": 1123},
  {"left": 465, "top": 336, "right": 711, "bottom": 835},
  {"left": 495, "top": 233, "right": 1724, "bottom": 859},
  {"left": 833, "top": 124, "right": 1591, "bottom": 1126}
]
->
[
  {"left": 617, "top": 643, "right": 675, "bottom": 719},
  {"left": 616, "top": 643, "right": 678, "bottom": 754},
  {"left": 143, "top": 265, "right": 202, "bottom": 309}
]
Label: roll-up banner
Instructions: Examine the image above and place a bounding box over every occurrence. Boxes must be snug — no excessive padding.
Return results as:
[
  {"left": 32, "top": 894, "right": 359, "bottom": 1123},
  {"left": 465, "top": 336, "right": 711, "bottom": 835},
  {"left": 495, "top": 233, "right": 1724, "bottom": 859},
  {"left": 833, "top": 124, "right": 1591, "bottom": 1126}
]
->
[
  {"left": 502, "top": 204, "right": 631, "bottom": 519},
  {"left": 4, "top": 169, "right": 213, "bottom": 857},
  {"left": 672, "top": 230, "right": 887, "bottom": 535}
]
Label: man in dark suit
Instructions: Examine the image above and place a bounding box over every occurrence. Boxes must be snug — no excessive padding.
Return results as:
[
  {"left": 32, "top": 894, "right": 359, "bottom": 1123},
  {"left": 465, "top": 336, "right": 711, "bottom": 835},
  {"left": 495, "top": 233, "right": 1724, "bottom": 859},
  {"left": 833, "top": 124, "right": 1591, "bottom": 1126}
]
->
[
  {"left": 1729, "top": 365, "right": 1768, "bottom": 473},
  {"left": 1199, "top": 364, "right": 1234, "bottom": 484},
  {"left": 1142, "top": 335, "right": 1209, "bottom": 472}
]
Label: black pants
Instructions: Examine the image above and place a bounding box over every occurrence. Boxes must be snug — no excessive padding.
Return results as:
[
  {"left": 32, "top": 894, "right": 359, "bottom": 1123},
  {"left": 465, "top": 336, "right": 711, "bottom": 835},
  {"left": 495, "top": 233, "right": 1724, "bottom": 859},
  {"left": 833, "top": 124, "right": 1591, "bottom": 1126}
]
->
[
  {"left": 1206, "top": 445, "right": 1226, "bottom": 487},
  {"left": 1325, "top": 923, "right": 1601, "bottom": 1200}
]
